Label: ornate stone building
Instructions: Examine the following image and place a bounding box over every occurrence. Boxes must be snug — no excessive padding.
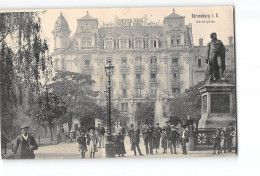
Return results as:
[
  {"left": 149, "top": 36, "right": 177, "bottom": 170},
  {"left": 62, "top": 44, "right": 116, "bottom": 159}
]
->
[{"left": 52, "top": 9, "right": 234, "bottom": 126}]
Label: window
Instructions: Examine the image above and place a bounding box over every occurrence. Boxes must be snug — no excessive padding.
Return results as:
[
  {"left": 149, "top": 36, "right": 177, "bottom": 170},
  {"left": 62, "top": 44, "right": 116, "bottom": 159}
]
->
[
  {"left": 82, "top": 38, "right": 87, "bottom": 48},
  {"left": 198, "top": 58, "right": 202, "bottom": 67},
  {"left": 135, "top": 88, "right": 142, "bottom": 96},
  {"left": 172, "top": 87, "right": 180, "bottom": 93},
  {"left": 122, "top": 74, "right": 126, "bottom": 81},
  {"left": 150, "top": 73, "right": 156, "bottom": 80},
  {"left": 55, "top": 59, "right": 58, "bottom": 69},
  {"left": 85, "top": 60, "right": 90, "bottom": 67},
  {"left": 151, "top": 89, "right": 157, "bottom": 96},
  {"left": 135, "top": 39, "right": 142, "bottom": 48},
  {"left": 171, "top": 36, "right": 175, "bottom": 45},
  {"left": 135, "top": 56, "right": 142, "bottom": 64},
  {"left": 122, "top": 57, "right": 127, "bottom": 65},
  {"left": 150, "top": 57, "right": 157, "bottom": 65},
  {"left": 122, "top": 89, "right": 127, "bottom": 98},
  {"left": 106, "top": 41, "right": 113, "bottom": 49},
  {"left": 121, "top": 103, "right": 128, "bottom": 112},
  {"left": 136, "top": 74, "right": 141, "bottom": 79},
  {"left": 87, "top": 38, "right": 92, "bottom": 47},
  {"left": 176, "top": 39, "right": 181, "bottom": 45},
  {"left": 172, "top": 58, "right": 179, "bottom": 66}
]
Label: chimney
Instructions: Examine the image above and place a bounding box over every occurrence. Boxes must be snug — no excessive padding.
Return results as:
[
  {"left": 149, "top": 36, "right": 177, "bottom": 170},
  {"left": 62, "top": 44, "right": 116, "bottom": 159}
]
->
[
  {"left": 228, "top": 36, "right": 233, "bottom": 46},
  {"left": 199, "top": 38, "right": 203, "bottom": 46}
]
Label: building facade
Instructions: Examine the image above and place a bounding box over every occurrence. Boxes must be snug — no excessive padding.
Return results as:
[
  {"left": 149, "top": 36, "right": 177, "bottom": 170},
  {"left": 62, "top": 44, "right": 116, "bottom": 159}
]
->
[{"left": 52, "top": 9, "right": 234, "bottom": 126}]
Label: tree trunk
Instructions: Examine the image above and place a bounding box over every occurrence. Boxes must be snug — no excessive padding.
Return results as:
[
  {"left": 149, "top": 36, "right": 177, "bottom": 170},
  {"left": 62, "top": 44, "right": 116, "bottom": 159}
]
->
[
  {"left": 49, "top": 121, "right": 53, "bottom": 142},
  {"left": 68, "top": 112, "right": 73, "bottom": 132}
]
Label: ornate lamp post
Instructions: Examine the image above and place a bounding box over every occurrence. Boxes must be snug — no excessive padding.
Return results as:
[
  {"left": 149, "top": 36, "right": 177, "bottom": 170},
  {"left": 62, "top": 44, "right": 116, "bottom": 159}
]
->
[{"left": 104, "top": 58, "right": 115, "bottom": 158}]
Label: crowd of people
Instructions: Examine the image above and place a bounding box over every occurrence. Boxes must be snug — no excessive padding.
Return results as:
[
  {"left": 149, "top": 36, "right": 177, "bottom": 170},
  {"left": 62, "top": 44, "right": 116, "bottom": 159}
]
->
[
  {"left": 212, "top": 123, "right": 236, "bottom": 155},
  {"left": 110, "top": 121, "right": 191, "bottom": 157}
]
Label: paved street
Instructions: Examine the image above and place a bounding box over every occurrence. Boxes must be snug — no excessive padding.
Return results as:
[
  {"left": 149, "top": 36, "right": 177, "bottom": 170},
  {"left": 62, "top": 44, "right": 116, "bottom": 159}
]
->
[{"left": 35, "top": 137, "right": 236, "bottom": 159}]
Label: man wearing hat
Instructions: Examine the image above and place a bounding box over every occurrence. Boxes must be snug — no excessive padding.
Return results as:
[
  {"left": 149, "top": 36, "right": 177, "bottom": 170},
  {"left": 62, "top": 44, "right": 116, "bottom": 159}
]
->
[
  {"left": 226, "top": 123, "right": 235, "bottom": 152},
  {"left": 153, "top": 123, "right": 162, "bottom": 154},
  {"left": 132, "top": 128, "right": 144, "bottom": 156},
  {"left": 165, "top": 121, "right": 171, "bottom": 148},
  {"left": 168, "top": 125, "right": 179, "bottom": 154},
  {"left": 143, "top": 123, "right": 153, "bottom": 155},
  {"left": 14, "top": 125, "right": 38, "bottom": 159}
]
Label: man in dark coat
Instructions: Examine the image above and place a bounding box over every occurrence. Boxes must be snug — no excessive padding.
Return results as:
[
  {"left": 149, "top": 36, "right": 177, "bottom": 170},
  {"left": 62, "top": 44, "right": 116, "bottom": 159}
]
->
[
  {"left": 132, "top": 129, "right": 143, "bottom": 156},
  {"left": 168, "top": 125, "right": 179, "bottom": 154},
  {"left": 153, "top": 123, "right": 162, "bottom": 154},
  {"left": 165, "top": 121, "right": 171, "bottom": 148},
  {"left": 212, "top": 128, "right": 221, "bottom": 154},
  {"left": 128, "top": 124, "right": 135, "bottom": 150},
  {"left": 181, "top": 125, "right": 189, "bottom": 155},
  {"left": 14, "top": 125, "right": 38, "bottom": 159},
  {"left": 143, "top": 123, "right": 153, "bottom": 155}
]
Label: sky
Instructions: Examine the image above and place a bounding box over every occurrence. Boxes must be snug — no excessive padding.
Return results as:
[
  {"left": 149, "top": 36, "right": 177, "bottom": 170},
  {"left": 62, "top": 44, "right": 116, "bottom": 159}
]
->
[{"left": 36, "top": 6, "right": 234, "bottom": 52}]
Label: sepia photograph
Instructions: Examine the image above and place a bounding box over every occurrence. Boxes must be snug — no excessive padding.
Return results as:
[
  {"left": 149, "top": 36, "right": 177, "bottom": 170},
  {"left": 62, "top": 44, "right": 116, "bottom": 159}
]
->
[{"left": 0, "top": 6, "right": 237, "bottom": 160}]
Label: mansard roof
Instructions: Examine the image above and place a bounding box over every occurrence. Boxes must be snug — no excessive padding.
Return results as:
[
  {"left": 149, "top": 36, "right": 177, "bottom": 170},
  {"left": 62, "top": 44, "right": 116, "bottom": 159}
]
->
[{"left": 98, "top": 26, "right": 163, "bottom": 38}]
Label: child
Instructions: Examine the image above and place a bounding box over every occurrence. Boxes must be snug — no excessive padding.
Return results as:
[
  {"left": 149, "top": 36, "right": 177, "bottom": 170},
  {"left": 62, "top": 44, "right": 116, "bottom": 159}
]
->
[
  {"left": 161, "top": 129, "right": 167, "bottom": 154},
  {"left": 77, "top": 130, "right": 87, "bottom": 158},
  {"left": 87, "top": 128, "right": 99, "bottom": 158}
]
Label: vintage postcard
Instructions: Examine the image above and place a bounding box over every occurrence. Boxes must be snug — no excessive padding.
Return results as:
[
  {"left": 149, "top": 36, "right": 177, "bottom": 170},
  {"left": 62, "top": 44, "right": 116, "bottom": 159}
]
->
[{"left": 0, "top": 6, "right": 236, "bottom": 159}]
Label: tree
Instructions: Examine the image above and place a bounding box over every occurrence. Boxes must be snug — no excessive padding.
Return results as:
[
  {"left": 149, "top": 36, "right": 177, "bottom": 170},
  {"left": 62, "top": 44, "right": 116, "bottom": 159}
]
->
[
  {"left": 135, "top": 101, "right": 155, "bottom": 125},
  {"left": 47, "top": 71, "right": 99, "bottom": 131},
  {"left": 0, "top": 12, "right": 52, "bottom": 138},
  {"left": 28, "top": 91, "right": 66, "bottom": 141}
]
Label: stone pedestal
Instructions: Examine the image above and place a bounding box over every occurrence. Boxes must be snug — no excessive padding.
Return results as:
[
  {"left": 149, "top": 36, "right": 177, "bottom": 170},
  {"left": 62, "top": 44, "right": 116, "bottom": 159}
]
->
[{"left": 198, "top": 81, "right": 235, "bottom": 128}]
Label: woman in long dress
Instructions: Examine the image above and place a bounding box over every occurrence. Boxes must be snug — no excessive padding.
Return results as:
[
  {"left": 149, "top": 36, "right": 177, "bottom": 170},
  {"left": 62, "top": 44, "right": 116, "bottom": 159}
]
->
[
  {"left": 114, "top": 132, "right": 126, "bottom": 157},
  {"left": 87, "top": 128, "right": 99, "bottom": 158}
]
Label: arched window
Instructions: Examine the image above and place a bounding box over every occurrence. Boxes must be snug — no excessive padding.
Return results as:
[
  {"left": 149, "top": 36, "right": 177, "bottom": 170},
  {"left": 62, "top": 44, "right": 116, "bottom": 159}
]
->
[{"left": 150, "top": 56, "right": 157, "bottom": 65}]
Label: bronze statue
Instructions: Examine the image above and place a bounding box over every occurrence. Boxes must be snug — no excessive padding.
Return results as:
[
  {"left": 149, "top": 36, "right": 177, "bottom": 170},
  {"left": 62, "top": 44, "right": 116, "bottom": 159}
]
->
[{"left": 206, "top": 32, "right": 226, "bottom": 81}]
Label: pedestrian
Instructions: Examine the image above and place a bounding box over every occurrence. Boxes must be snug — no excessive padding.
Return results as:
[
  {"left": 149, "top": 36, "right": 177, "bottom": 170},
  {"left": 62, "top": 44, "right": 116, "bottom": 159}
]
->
[
  {"left": 143, "top": 123, "right": 153, "bottom": 155},
  {"left": 114, "top": 132, "right": 126, "bottom": 157},
  {"left": 181, "top": 125, "right": 189, "bottom": 155},
  {"left": 77, "top": 130, "right": 87, "bottom": 158},
  {"left": 98, "top": 124, "right": 105, "bottom": 148},
  {"left": 168, "top": 125, "right": 179, "bottom": 154},
  {"left": 132, "top": 129, "right": 144, "bottom": 156},
  {"left": 161, "top": 128, "right": 167, "bottom": 154},
  {"left": 226, "top": 123, "right": 235, "bottom": 152},
  {"left": 220, "top": 127, "right": 226, "bottom": 153},
  {"left": 176, "top": 122, "right": 184, "bottom": 148},
  {"left": 87, "top": 128, "right": 99, "bottom": 158},
  {"left": 212, "top": 128, "right": 221, "bottom": 154},
  {"left": 165, "top": 121, "right": 171, "bottom": 148},
  {"left": 154, "top": 123, "right": 162, "bottom": 154},
  {"left": 13, "top": 125, "right": 38, "bottom": 159},
  {"left": 119, "top": 122, "right": 126, "bottom": 140},
  {"left": 128, "top": 124, "right": 135, "bottom": 150}
]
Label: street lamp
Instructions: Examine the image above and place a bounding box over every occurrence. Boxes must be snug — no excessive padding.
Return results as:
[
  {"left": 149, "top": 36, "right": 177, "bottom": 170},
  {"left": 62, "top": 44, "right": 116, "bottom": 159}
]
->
[{"left": 104, "top": 58, "right": 115, "bottom": 158}]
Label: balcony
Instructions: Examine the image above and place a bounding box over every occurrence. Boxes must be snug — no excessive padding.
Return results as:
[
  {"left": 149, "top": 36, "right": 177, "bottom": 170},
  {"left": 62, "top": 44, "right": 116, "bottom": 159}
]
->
[
  {"left": 150, "top": 64, "right": 160, "bottom": 72},
  {"left": 170, "top": 63, "right": 181, "bottom": 72},
  {"left": 150, "top": 94, "right": 157, "bottom": 98},
  {"left": 135, "top": 79, "right": 145, "bottom": 88},
  {"left": 134, "top": 94, "right": 143, "bottom": 98},
  {"left": 149, "top": 78, "right": 159, "bottom": 87},
  {"left": 170, "top": 79, "right": 181, "bottom": 86},
  {"left": 82, "top": 66, "right": 94, "bottom": 74},
  {"left": 120, "top": 79, "right": 130, "bottom": 88},
  {"left": 119, "top": 64, "right": 130, "bottom": 73}
]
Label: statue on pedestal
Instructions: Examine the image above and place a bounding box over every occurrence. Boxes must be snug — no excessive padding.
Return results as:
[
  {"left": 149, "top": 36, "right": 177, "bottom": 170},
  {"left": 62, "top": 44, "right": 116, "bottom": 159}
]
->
[{"left": 206, "top": 32, "right": 226, "bottom": 81}]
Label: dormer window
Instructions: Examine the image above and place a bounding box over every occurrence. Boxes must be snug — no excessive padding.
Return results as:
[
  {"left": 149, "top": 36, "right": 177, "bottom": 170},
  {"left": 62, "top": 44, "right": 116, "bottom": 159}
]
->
[
  {"left": 134, "top": 37, "right": 143, "bottom": 48},
  {"left": 87, "top": 38, "right": 92, "bottom": 48},
  {"left": 119, "top": 37, "right": 129, "bottom": 49}
]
